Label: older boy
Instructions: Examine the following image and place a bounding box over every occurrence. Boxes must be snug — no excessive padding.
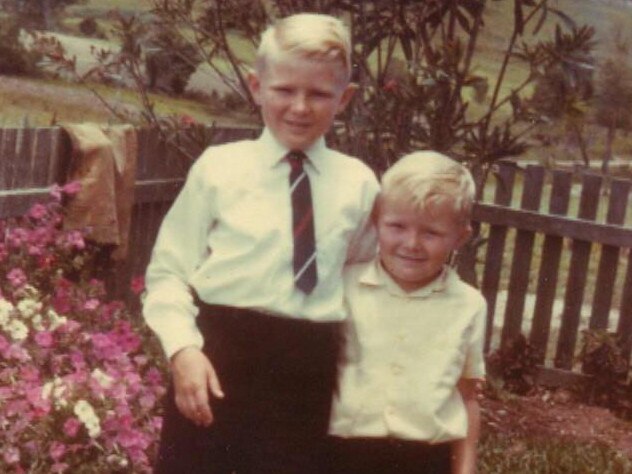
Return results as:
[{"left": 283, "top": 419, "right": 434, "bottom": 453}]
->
[
  {"left": 143, "top": 13, "right": 378, "bottom": 474},
  {"left": 329, "top": 151, "right": 486, "bottom": 474}
]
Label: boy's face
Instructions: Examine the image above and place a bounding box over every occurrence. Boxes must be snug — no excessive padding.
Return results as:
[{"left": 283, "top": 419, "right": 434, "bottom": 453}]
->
[
  {"left": 248, "top": 55, "right": 355, "bottom": 151},
  {"left": 377, "top": 198, "right": 471, "bottom": 292}
]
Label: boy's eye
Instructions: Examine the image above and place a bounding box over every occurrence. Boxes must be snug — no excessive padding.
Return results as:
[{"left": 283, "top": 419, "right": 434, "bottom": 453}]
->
[{"left": 274, "top": 87, "right": 293, "bottom": 94}]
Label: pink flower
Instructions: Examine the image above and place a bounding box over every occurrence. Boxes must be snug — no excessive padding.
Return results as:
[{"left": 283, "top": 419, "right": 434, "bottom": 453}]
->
[
  {"left": 3, "top": 446, "right": 20, "bottom": 464},
  {"left": 34, "top": 331, "right": 54, "bottom": 348},
  {"left": 62, "top": 181, "right": 82, "bottom": 195},
  {"left": 63, "top": 417, "right": 81, "bottom": 438},
  {"left": 7, "top": 268, "right": 27, "bottom": 287},
  {"left": 83, "top": 298, "right": 99, "bottom": 311},
  {"left": 130, "top": 276, "right": 145, "bottom": 295},
  {"left": 28, "top": 203, "right": 48, "bottom": 220},
  {"left": 66, "top": 230, "right": 85, "bottom": 250},
  {"left": 50, "top": 184, "right": 63, "bottom": 201},
  {"left": 49, "top": 441, "right": 67, "bottom": 461}
]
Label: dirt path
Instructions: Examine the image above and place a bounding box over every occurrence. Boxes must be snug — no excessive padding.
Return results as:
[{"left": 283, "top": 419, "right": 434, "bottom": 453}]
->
[{"left": 482, "top": 388, "right": 632, "bottom": 458}]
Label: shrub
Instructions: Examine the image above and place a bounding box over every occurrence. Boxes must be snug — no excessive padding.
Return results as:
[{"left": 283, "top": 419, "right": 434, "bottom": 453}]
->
[
  {"left": 0, "top": 184, "right": 166, "bottom": 473},
  {"left": 78, "top": 17, "right": 99, "bottom": 37},
  {"left": 0, "top": 20, "right": 42, "bottom": 77},
  {"left": 486, "top": 334, "right": 540, "bottom": 395},
  {"left": 579, "top": 329, "right": 631, "bottom": 419}
]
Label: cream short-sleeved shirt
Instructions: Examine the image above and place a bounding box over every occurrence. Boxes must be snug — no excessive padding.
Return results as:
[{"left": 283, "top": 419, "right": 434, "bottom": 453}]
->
[{"left": 329, "top": 259, "right": 487, "bottom": 443}]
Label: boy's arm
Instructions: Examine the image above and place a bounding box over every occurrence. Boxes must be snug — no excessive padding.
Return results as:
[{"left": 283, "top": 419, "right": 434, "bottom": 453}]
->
[
  {"left": 452, "top": 378, "right": 482, "bottom": 474},
  {"left": 143, "top": 158, "right": 214, "bottom": 359},
  {"left": 143, "top": 157, "right": 224, "bottom": 424},
  {"left": 346, "top": 171, "right": 379, "bottom": 263}
]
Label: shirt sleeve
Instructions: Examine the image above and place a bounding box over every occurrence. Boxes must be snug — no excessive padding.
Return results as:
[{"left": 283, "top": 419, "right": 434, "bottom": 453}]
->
[
  {"left": 461, "top": 295, "right": 487, "bottom": 380},
  {"left": 142, "top": 156, "right": 217, "bottom": 359},
  {"left": 346, "top": 170, "right": 379, "bottom": 264}
]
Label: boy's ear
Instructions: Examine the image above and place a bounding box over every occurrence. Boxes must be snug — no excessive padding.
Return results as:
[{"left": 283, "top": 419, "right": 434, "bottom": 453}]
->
[
  {"left": 336, "top": 83, "right": 357, "bottom": 114},
  {"left": 247, "top": 71, "right": 262, "bottom": 105}
]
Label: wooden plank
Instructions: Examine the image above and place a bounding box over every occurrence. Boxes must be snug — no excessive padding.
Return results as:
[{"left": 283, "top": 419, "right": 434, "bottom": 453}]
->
[
  {"left": 618, "top": 251, "right": 632, "bottom": 361},
  {"left": 0, "top": 187, "right": 51, "bottom": 218},
  {"left": 480, "top": 163, "right": 516, "bottom": 352},
  {"left": 30, "top": 128, "right": 53, "bottom": 187},
  {"left": 501, "top": 166, "right": 545, "bottom": 346},
  {"left": 134, "top": 178, "right": 185, "bottom": 203},
  {"left": 589, "top": 179, "right": 630, "bottom": 330},
  {"left": 0, "top": 129, "right": 18, "bottom": 190},
  {"left": 12, "top": 128, "right": 35, "bottom": 189},
  {"left": 472, "top": 204, "right": 632, "bottom": 248},
  {"left": 529, "top": 170, "right": 573, "bottom": 363},
  {"left": 555, "top": 173, "right": 602, "bottom": 370}
]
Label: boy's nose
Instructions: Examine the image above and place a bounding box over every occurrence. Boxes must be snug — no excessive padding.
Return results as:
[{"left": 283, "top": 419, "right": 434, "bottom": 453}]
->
[
  {"left": 290, "top": 94, "right": 309, "bottom": 113},
  {"left": 405, "top": 233, "right": 424, "bottom": 250}
]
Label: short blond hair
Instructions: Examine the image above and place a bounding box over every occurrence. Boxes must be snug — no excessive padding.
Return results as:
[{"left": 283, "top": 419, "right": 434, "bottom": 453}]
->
[
  {"left": 255, "top": 13, "right": 352, "bottom": 82},
  {"left": 379, "top": 151, "right": 476, "bottom": 222}
]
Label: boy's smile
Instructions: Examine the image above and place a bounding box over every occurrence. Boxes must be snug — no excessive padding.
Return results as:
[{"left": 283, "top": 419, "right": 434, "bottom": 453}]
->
[
  {"left": 377, "top": 199, "right": 471, "bottom": 292},
  {"left": 248, "top": 55, "right": 355, "bottom": 151}
]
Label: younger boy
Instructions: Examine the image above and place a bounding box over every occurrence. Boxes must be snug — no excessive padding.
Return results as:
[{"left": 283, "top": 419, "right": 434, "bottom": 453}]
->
[
  {"left": 329, "top": 151, "right": 486, "bottom": 474},
  {"left": 143, "top": 13, "right": 379, "bottom": 474}
]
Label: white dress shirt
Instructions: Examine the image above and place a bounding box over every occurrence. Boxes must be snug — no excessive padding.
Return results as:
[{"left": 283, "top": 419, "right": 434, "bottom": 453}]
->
[
  {"left": 329, "top": 260, "right": 486, "bottom": 443},
  {"left": 143, "top": 129, "right": 379, "bottom": 358}
]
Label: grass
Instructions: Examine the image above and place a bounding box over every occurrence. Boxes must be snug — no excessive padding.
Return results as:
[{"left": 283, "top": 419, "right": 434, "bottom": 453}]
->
[
  {"left": 479, "top": 434, "right": 632, "bottom": 473},
  {"left": 0, "top": 75, "right": 253, "bottom": 127}
]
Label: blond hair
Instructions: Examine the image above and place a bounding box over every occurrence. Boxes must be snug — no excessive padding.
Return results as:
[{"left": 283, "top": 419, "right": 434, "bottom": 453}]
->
[
  {"left": 255, "top": 13, "right": 352, "bottom": 82},
  {"left": 380, "top": 151, "right": 476, "bottom": 222}
]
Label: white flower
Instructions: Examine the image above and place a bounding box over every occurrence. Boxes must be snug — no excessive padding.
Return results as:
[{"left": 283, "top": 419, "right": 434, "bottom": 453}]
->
[
  {"left": 31, "top": 314, "right": 45, "bottom": 331},
  {"left": 6, "top": 319, "right": 28, "bottom": 341},
  {"left": 74, "top": 399, "right": 101, "bottom": 438},
  {"left": 42, "top": 377, "right": 68, "bottom": 408},
  {"left": 91, "top": 368, "right": 114, "bottom": 389},
  {"left": 47, "top": 309, "right": 67, "bottom": 330},
  {"left": 0, "top": 298, "right": 14, "bottom": 325},
  {"left": 16, "top": 298, "right": 42, "bottom": 319}
]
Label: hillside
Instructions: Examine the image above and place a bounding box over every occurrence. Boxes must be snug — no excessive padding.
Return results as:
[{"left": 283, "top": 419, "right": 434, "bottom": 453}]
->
[{"left": 0, "top": 0, "right": 631, "bottom": 129}]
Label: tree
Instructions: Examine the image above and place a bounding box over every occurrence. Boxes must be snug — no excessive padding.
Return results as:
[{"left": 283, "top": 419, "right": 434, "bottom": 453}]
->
[
  {"left": 1, "top": 0, "right": 85, "bottom": 30},
  {"left": 528, "top": 25, "right": 596, "bottom": 167},
  {"left": 594, "top": 32, "right": 632, "bottom": 174},
  {"left": 36, "top": 0, "right": 595, "bottom": 183}
]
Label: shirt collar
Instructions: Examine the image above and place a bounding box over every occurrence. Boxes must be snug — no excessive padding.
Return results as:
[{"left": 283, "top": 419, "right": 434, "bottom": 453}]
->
[
  {"left": 358, "top": 258, "right": 451, "bottom": 298},
  {"left": 257, "top": 128, "right": 326, "bottom": 172}
]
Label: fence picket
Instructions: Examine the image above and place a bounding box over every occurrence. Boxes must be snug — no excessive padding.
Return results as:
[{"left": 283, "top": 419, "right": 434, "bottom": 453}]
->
[
  {"left": 555, "top": 173, "right": 602, "bottom": 370},
  {"left": 618, "top": 252, "right": 632, "bottom": 361},
  {"left": 529, "top": 170, "right": 573, "bottom": 363},
  {"left": 480, "top": 163, "right": 516, "bottom": 352},
  {"left": 501, "top": 166, "right": 545, "bottom": 346},
  {"left": 0, "top": 129, "right": 18, "bottom": 190},
  {"left": 589, "top": 179, "right": 631, "bottom": 331}
]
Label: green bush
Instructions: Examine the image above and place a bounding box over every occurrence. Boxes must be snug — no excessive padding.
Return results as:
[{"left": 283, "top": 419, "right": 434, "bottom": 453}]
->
[
  {"left": 479, "top": 434, "right": 632, "bottom": 473},
  {"left": 0, "top": 21, "right": 42, "bottom": 77}
]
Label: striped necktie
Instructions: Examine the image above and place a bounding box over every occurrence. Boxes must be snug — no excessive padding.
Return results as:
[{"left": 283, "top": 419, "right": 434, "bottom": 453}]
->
[{"left": 287, "top": 150, "right": 318, "bottom": 294}]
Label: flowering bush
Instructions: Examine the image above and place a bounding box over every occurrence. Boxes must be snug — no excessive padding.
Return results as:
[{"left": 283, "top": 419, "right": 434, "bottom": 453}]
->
[{"left": 0, "top": 184, "right": 166, "bottom": 473}]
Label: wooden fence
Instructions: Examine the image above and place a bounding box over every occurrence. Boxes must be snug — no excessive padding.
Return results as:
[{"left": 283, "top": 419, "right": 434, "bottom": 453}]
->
[{"left": 2, "top": 126, "right": 632, "bottom": 380}]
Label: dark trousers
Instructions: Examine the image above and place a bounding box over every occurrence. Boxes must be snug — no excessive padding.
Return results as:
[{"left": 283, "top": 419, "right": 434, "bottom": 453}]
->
[
  {"left": 328, "top": 437, "right": 452, "bottom": 474},
  {"left": 155, "top": 304, "right": 341, "bottom": 474}
]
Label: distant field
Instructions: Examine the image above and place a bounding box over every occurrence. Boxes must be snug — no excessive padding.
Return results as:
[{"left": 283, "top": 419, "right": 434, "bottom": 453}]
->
[{"left": 1, "top": 0, "right": 631, "bottom": 147}]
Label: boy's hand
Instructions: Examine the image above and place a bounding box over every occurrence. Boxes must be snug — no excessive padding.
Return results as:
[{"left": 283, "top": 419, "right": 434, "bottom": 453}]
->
[{"left": 171, "top": 347, "right": 224, "bottom": 427}]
